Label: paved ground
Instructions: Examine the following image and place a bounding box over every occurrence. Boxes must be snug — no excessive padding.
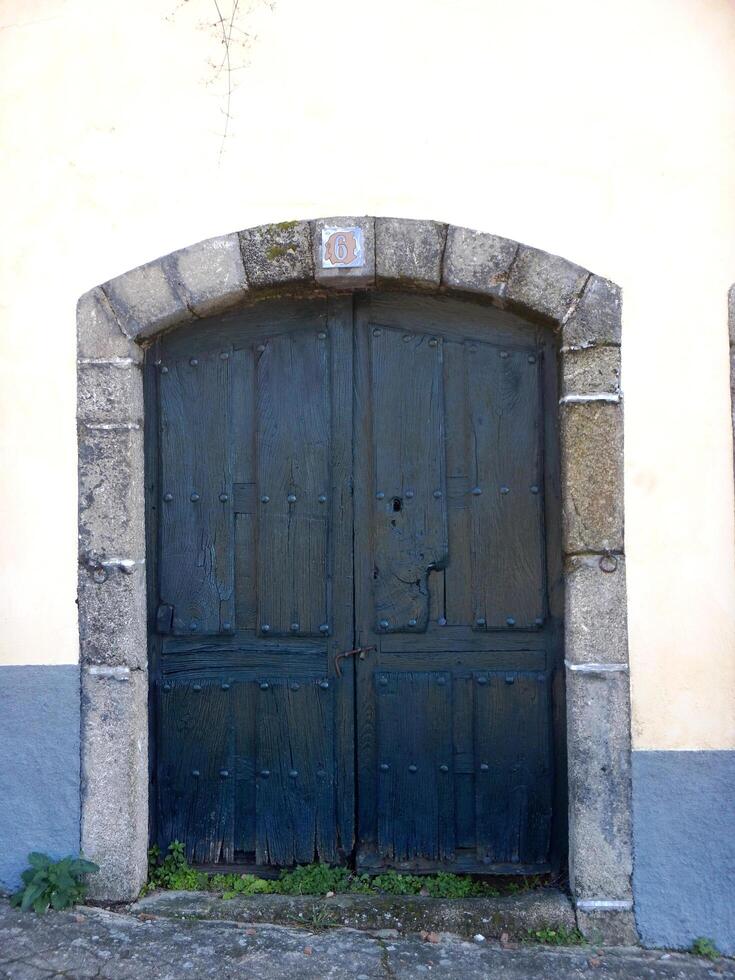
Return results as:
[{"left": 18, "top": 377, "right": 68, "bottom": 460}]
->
[{"left": 0, "top": 898, "right": 732, "bottom": 979}]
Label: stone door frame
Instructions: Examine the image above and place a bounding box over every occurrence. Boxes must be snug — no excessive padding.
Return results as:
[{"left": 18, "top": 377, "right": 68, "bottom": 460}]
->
[{"left": 77, "top": 217, "right": 634, "bottom": 941}]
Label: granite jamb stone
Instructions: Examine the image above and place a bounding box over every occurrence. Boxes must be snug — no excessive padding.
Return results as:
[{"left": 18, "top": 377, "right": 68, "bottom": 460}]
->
[
  {"left": 78, "top": 424, "right": 145, "bottom": 559},
  {"left": 375, "top": 217, "right": 447, "bottom": 288},
  {"left": 312, "top": 216, "right": 375, "bottom": 289},
  {"left": 77, "top": 564, "right": 147, "bottom": 669},
  {"left": 76, "top": 218, "right": 634, "bottom": 938},
  {"left": 441, "top": 226, "right": 518, "bottom": 299},
  {"left": 560, "top": 400, "right": 624, "bottom": 554},
  {"left": 564, "top": 555, "right": 628, "bottom": 665},
  {"left": 505, "top": 245, "right": 589, "bottom": 324},
  {"left": 566, "top": 669, "right": 634, "bottom": 902},
  {"left": 80, "top": 667, "right": 148, "bottom": 901},
  {"left": 77, "top": 287, "right": 143, "bottom": 362},
  {"left": 562, "top": 346, "right": 621, "bottom": 397},
  {"left": 77, "top": 361, "right": 144, "bottom": 425}
]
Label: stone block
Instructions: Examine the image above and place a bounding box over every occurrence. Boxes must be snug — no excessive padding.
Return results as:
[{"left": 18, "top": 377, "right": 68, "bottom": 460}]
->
[
  {"left": 78, "top": 424, "right": 145, "bottom": 558},
  {"left": 505, "top": 245, "right": 588, "bottom": 324},
  {"left": 562, "top": 274, "right": 622, "bottom": 348},
  {"left": 561, "top": 401, "right": 624, "bottom": 553},
  {"left": 375, "top": 217, "right": 446, "bottom": 288},
  {"left": 239, "top": 221, "right": 313, "bottom": 288},
  {"left": 566, "top": 668, "right": 633, "bottom": 902},
  {"left": 81, "top": 666, "right": 148, "bottom": 901},
  {"left": 77, "top": 287, "right": 142, "bottom": 361},
  {"left": 562, "top": 346, "right": 621, "bottom": 397},
  {"left": 312, "top": 216, "right": 375, "bottom": 289},
  {"left": 442, "top": 225, "right": 517, "bottom": 298},
  {"left": 565, "top": 555, "right": 628, "bottom": 664},
  {"left": 576, "top": 908, "right": 639, "bottom": 946},
  {"left": 168, "top": 233, "right": 249, "bottom": 316},
  {"left": 102, "top": 258, "right": 192, "bottom": 340},
  {"left": 77, "top": 361, "right": 144, "bottom": 425},
  {"left": 77, "top": 563, "right": 147, "bottom": 669}
]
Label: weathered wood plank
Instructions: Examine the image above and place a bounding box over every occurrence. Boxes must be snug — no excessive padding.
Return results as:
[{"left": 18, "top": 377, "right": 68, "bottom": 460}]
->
[
  {"left": 369, "top": 326, "right": 448, "bottom": 632},
  {"left": 255, "top": 679, "right": 336, "bottom": 865},
  {"left": 256, "top": 330, "right": 329, "bottom": 636},
  {"left": 156, "top": 679, "right": 234, "bottom": 863},
  {"left": 466, "top": 341, "right": 544, "bottom": 629},
  {"left": 375, "top": 671, "right": 454, "bottom": 862},
  {"left": 443, "top": 340, "right": 473, "bottom": 625},
  {"left": 473, "top": 671, "right": 552, "bottom": 865},
  {"left": 159, "top": 349, "right": 234, "bottom": 634}
]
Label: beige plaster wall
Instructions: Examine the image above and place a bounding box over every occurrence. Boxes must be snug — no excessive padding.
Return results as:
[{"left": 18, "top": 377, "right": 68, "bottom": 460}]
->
[{"left": 1, "top": 0, "right": 734, "bottom": 750}]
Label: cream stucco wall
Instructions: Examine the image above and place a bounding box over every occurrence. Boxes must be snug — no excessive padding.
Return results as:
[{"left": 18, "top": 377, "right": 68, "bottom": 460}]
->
[{"left": 1, "top": 0, "right": 734, "bottom": 751}]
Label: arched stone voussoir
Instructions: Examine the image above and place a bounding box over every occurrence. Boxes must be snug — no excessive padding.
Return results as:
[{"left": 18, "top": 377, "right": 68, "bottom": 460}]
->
[{"left": 79, "top": 218, "right": 613, "bottom": 350}]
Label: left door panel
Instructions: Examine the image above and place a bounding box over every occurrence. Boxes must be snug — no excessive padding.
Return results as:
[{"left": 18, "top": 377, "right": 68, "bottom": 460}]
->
[{"left": 149, "top": 297, "right": 354, "bottom": 867}]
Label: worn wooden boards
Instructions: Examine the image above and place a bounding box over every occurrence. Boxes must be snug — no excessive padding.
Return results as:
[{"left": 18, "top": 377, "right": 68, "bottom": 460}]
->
[
  {"left": 157, "top": 676, "right": 337, "bottom": 865},
  {"left": 151, "top": 292, "right": 561, "bottom": 874}
]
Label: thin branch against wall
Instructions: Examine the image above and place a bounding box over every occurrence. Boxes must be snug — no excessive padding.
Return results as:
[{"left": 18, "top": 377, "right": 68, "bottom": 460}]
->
[
  {"left": 212, "top": 0, "right": 236, "bottom": 162},
  {"left": 165, "top": 0, "right": 276, "bottom": 164}
]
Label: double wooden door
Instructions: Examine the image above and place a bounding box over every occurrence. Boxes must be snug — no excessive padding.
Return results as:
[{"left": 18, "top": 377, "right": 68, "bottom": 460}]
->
[{"left": 148, "top": 292, "right": 562, "bottom": 874}]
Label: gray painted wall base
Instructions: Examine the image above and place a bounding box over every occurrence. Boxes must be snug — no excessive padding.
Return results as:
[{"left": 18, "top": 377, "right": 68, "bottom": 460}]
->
[
  {"left": 632, "top": 750, "right": 735, "bottom": 955},
  {"left": 0, "top": 666, "right": 81, "bottom": 891}
]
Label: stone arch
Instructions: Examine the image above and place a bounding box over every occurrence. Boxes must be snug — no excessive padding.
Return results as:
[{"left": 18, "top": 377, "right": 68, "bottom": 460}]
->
[{"left": 77, "top": 217, "right": 634, "bottom": 941}]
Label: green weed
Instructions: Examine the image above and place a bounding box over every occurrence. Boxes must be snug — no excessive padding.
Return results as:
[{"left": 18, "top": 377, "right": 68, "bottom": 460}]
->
[
  {"left": 145, "top": 844, "right": 542, "bottom": 903},
  {"left": 525, "top": 925, "right": 585, "bottom": 946},
  {"left": 10, "top": 853, "right": 99, "bottom": 914},
  {"left": 691, "top": 937, "right": 720, "bottom": 960}
]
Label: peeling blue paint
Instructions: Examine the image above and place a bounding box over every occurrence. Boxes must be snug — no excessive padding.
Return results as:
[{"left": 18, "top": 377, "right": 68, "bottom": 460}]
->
[
  {"left": 0, "top": 665, "right": 80, "bottom": 891},
  {"left": 632, "top": 750, "right": 735, "bottom": 955}
]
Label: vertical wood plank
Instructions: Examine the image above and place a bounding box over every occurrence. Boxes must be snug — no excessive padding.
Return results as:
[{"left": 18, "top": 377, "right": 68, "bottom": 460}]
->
[
  {"left": 234, "top": 680, "right": 257, "bottom": 854},
  {"left": 443, "top": 340, "right": 473, "bottom": 625},
  {"left": 327, "top": 295, "right": 356, "bottom": 856},
  {"left": 231, "top": 347, "right": 257, "bottom": 630},
  {"left": 256, "top": 330, "right": 329, "bottom": 635},
  {"left": 157, "top": 679, "right": 234, "bottom": 863},
  {"left": 473, "top": 671, "right": 552, "bottom": 865},
  {"left": 370, "top": 327, "right": 448, "bottom": 631},
  {"left": 466, "top": 343, "right": 544, "bottom": 629},
  {"left": 159, "top": 349, "right": 234, "bottom": 634},
  {"left": 375, "top": 671, "right": 454, "bottom": 862},
  {"left": 255, "top": 679, "right": 336, "bottom": 865}
]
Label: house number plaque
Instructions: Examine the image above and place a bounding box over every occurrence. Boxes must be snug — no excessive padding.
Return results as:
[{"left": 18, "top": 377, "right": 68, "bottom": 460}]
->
[{"left": 321, "top": 227, "right": 365, "bottom": 269}]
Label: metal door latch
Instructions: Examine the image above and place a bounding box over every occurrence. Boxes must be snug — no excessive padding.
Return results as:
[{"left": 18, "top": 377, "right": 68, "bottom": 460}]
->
[{"left": 334, "top": 646, "right": 376, "bottom": 677}]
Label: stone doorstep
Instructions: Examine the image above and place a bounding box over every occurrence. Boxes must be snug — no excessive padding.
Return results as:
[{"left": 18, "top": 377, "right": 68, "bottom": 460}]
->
[{"left": 128, "top": 887, "right": 576, "bottom": 941}]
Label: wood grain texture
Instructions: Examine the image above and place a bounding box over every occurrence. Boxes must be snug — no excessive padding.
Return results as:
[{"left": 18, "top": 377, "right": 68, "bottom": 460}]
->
[
  {"left": 151, "top": 292, "right": 560, "bottom": 874},
  {"left": 464, "top": 341, "right": 544, "bottom": 629},
  {"left": 255, "top": 679, "right": 336, "bottom": 865},
  {"left": 473, "top": 671, "right": 552, "bottom": 865},
  {"left": 256, "top": 329, "right": 329, "bottom": 636},
  {"left": 369, "top": 325, "right": 448, "bottom": 632},
  {"left": 375, "top": 671, "right": 454, "bottom": 862},
  {"left": 159, "top": 349, "right": 234, "bottom": 634}
]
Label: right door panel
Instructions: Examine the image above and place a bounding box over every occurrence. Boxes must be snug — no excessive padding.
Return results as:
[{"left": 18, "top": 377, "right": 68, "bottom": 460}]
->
[{"left": 354, "top": 293, "right": 558, "bottom": 873}]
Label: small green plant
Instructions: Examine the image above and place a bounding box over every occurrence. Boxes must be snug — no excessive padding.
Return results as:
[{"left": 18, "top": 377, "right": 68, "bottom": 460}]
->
[
  {"left": 10, "top": 853, "right": 99, "bottom": 914},
  {"left": 146, "top": 842, "right": 207, "bottom": 892},
  {"left": 275, "top": 863, "right": 352, "bottom": 895},
  {"left": 691, "top": 937, "right": 720, "bottom": 960},
  {"left": 145, "top": 846, "right": 546, "bottom": 902},
  {"left": 526, "top": 925, "right": 585, "bottom": 946},
  {"left": 423, "top": 871, "right": 500, "bottom": 898},
  {"left": 371, "top": 871, "right": 424, "bottom": 895}
]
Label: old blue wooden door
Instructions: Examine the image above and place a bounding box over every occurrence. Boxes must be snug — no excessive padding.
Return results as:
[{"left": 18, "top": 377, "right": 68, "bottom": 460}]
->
[{"left": 149, "top": 292, "right": 560, "bottom": 873}]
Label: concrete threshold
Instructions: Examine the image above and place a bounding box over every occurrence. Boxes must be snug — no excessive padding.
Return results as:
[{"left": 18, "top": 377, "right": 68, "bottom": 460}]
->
[{"left": 130, "top": 887, "right": 576, "bottom": 940}]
